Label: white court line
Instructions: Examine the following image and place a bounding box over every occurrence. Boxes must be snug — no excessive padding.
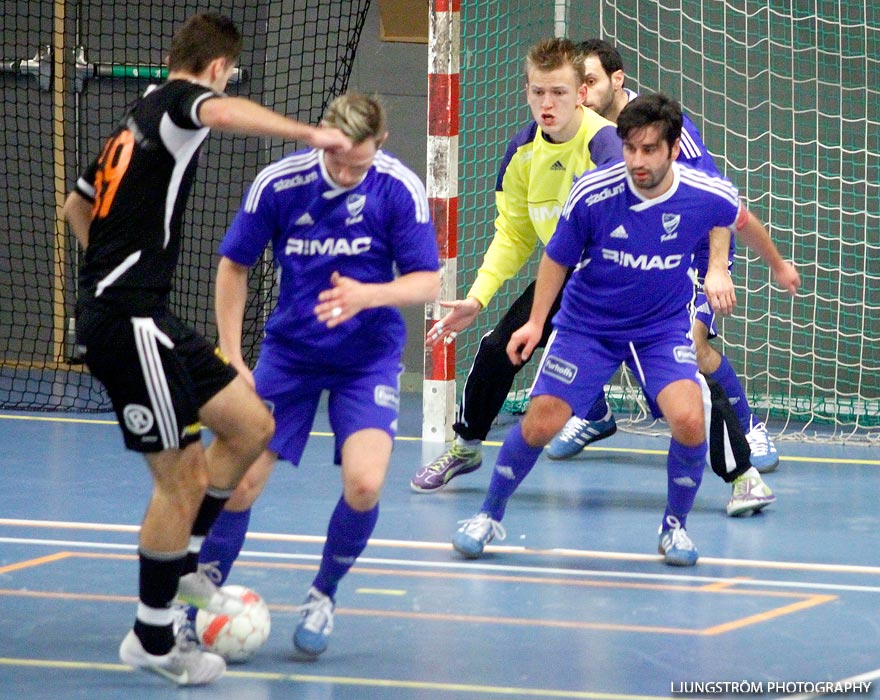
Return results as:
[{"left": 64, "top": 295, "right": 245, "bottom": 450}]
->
[
  {"left": 3, "top": 534, "right": 880, "bottom": 595},
  {"left": 3, "top": 517, "right": 880, "bottom": 576}
]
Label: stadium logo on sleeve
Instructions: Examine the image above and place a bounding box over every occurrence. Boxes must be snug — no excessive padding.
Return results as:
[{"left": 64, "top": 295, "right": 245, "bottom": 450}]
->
[{"left": 541, "top": 356, "right": 578, "bottom": 384}]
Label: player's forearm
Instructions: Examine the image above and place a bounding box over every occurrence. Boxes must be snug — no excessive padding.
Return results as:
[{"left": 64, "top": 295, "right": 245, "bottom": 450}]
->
[
  {"left": 706, "top": 226, "right": 732, "bottom": 277},
  {"left": 368, "top": 270, "right": 441, "bottom": 309},
  {"left": 467, "top": 227, "right": 536, "bottom": 307},
  {"left": 529, "top": 253, "right": 568, "bottom": 327},
  {"left": 735, "top": 212, "right": 787, "bottom": 275},
  {"left": 200, "top": 96, "right": 319, "bottom": 143},
  {"left": 214, "top": 257, "right": 250, "bottom": 362},
  {"left": 63, "top": 191, "right": 93, "bottom": 250}
]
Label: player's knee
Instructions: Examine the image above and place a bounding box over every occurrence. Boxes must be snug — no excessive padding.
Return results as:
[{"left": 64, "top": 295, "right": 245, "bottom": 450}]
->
[
  {"left": 669, "top": 410, "right": 705, "bottom": 446},
  {"left": 344, "top": 477, "right": 382, "bottom": 511}
]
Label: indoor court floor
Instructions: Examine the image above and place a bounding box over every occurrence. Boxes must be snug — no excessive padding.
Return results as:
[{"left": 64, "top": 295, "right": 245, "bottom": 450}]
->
[{"left": 1, "top": 396, "right": 879, "bottom": 700}]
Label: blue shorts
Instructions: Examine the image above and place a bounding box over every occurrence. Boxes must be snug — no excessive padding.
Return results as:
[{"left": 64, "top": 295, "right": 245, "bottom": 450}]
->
[
  {"left": 531, "top": 329, "right": 699, "bottom": 417},
  {"left": 254, "top": 355, "right": 402, "bottom": 465},
  {"left": 692, "top": 292, "right": 718, "bottom": 339}
]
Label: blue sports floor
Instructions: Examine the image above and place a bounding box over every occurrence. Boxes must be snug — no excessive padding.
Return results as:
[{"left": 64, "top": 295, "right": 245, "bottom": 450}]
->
[{"left": 1, "top": 396, "right": 879, "bottom": 700}]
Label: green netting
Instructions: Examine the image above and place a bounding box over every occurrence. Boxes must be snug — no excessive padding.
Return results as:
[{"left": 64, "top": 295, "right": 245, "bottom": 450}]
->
[
  {"left": 0, "top": 0, "right": 370, "bottom": 411},
  {"left": 458, "top": 1, "right": 879, "bottom": 440}
]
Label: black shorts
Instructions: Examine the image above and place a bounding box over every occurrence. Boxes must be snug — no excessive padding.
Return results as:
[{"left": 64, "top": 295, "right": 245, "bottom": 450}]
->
[{"left": 78, "top": 306, "right": 237, "bottom": 453}]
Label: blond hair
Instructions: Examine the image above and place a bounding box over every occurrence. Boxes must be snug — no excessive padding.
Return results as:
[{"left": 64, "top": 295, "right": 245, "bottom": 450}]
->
[
  {"left": 321, "top": 93, "right": 387, "bottom": 144},
  {"left": 525, "top": 37, "right": 586, "bottom": 85}
]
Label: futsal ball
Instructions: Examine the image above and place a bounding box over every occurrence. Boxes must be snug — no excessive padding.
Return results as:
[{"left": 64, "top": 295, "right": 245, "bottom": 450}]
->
[{"left": 195, "top": 585, "right": 271, "bottom": 662}]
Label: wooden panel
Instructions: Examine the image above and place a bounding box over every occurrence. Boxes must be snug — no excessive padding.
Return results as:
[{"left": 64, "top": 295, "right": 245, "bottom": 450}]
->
[{"left": 378, "top": 0, "right": 428, "bottom": 43}]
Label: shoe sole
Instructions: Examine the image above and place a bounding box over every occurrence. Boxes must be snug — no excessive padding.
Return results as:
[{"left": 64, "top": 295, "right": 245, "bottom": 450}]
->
[
  {"left": 546, "top": 424, "right": 618, "bottom": 460},
  {"left": 409, "top": 462, "right": 482, "bottom": 493},
  {"left": 727, "top": 498, "right": 776, "bottom": 518}
]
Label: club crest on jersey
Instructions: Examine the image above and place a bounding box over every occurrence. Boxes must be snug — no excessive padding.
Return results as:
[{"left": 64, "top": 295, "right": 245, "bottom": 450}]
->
[
  {"left": 541, "top": 355, "right": 577, "bottom": 384},
  {"left": 346, "top": 194, "right": 366, "bottom": 225},
  {"left": 661, "top": 213, "right": 680, "bottom": 241}
]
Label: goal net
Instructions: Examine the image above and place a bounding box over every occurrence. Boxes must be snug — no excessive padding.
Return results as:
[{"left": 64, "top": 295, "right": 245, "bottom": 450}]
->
[
  {"left": 456, "top": 1, "right": 879, "bottom": 442},
  {"left": 0, "top": 1, "right": 370, "bottom": 412}
]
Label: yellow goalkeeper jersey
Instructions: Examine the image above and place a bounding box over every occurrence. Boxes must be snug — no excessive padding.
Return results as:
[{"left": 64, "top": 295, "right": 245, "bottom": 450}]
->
[{"left": 467, "top": 105, "right": 621, "bottom": 307}]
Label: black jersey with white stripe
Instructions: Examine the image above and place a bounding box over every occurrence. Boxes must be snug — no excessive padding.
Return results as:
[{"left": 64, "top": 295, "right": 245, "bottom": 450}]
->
[{"left": 74, "top": 79, "right": 219, "bottom": 313}]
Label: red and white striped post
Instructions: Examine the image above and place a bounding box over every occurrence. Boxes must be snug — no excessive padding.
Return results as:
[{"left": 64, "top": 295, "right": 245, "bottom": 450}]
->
[{"left": 423, "top": 0, "right": 460, "bottom": 444}]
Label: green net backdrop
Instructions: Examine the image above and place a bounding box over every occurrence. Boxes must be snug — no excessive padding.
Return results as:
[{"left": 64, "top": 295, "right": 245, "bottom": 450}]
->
[{"left": 457, "top": 1, "right": 879, "bottom": 441}]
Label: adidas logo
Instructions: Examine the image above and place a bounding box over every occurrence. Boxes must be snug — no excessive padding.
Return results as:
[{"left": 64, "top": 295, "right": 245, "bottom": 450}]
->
[
  {"left": 295, "top": 212, "right": 314, "bottom": 226},
  {"left": 610, "top": 225, "right": 628, "bottom": 239},
  {"left": 550, "top": 160, "right": 565, "bottom": 171}
]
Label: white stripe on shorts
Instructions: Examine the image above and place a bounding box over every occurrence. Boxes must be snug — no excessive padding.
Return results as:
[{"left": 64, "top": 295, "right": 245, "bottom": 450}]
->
[{"left": 132, "top": 317, "right": 178, "bottom": 449}]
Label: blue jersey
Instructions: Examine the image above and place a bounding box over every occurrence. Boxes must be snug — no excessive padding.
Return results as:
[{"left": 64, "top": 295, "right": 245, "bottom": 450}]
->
[
  {"left": 624, "top": 88, "right": 732, "bottom": 276},
  {"left": 547, "top": 160, "right": 744, "bottom": 340},
  {"left": 220, "top": 148, "right": 439, "bottom": 366}
]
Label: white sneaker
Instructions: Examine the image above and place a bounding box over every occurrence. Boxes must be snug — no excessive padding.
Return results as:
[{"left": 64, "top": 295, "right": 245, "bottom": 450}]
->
[
  {"left": 119, "top": 629, "right": 225, "bottom": 685},
  {"left": 727, "top": 469, "right": 776, "bottom": 517},
  {"left": 293, "top": 586, "right": 335, "bottom": 656},
  {"left": 177, "top": 563, "right": 243, "bottom": 616},
  {"left": 745, "top": 420, "right": 780, "bottom": 473}
]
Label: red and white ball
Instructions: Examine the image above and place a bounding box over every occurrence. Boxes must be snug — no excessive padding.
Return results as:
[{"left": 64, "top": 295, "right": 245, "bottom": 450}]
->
[{"left": 195, "top": 585, "right": 271, "bottom": 662}]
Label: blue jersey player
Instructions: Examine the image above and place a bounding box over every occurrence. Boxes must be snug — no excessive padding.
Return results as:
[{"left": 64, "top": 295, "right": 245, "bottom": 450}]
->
[
  {"left": 451, "top": 94, "right": 799, "bottom": 566},
  {"left": 551, "top": 39, "right": 783, "bottom": 483},
  {"left": 191, "top": 93, "right": 440, "bottom": 656}
]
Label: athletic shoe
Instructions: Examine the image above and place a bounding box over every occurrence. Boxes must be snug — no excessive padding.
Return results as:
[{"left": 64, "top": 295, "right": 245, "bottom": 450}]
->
[
  {"left": 546, "top": 414, "right": 618, "bottom": 460},
  {"left": 745, "top": 419, "right": 779, "bottom": 473},
  {"left": 293, "top": 587, "right": 335, "bottom": 656},
  {"left": 657, "top": 515, "right": 698, "bottom": 566},
  {"left": 410, "top": 443, "right": 482, "bottom": 492},
  {"left": 171, "top": 604, "right": 200, "bottom": 651},
  {"left": 119, "top": 629, "right": 225, "bottom": 685},
  {"left": 726, "top": 471, "right": 776, "bottom": 517},
  {"left": 452, "top": 512, "right": 506, "bottom": 559},
  {"left": 177, "top": 564, "right": 243, "bottom": 616}
]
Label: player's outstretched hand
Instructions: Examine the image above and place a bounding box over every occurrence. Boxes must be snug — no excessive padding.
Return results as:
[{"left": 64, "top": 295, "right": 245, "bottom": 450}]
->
[
  {"left": 314, "top": 271, "right": 369, "bottom": 328},
  {"left": 506, "top": 320, "right": 542, "bottom": 366},
  {"left": 425, "top": 298, "right": 482, "bottom": 348},
  {"left": 308, "top": 126, "right": 352, "bottom": 153},
  {"left": 772, "top": 261, "right": 801, "bottom": 296}
]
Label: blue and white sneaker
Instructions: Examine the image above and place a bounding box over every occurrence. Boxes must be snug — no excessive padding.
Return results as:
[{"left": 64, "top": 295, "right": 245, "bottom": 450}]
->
[
  {"left": 293, "top": 586, "right": 334, "bottom": 656},
  {"left": 171, "top": 604, "right": 200, "bottom": 651},
  {"left": 658, "top": 515, "right": 698, "bottom": 567},
  {"left": 546, "top": 414, "right": 618, "bottom": 460},
  {"left": 452, "top": 512, "right": 506, "bottom": 559},
  {"left": 745, "top": 419, "right": 779, "bottom": 473}
]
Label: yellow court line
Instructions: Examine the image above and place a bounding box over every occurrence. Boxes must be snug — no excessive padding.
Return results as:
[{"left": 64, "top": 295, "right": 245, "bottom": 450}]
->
[
  {"left": 0, "top": 551, "right": 73, "bottom": 574},
  {"left": 0, "top": 657, "right": 662, "bottom": 699},
  {"left": 1, "top": 552, "right": 837, "bottom": 637},
  {"left": 1, "top": 413, "right": 878, "bottom": 464}
]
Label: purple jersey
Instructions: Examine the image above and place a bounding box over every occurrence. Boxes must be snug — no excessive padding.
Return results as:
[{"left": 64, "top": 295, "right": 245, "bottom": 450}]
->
[
  {"left": 547, "top": 160, "right": 743, "bottom": 339},
  {"left": 220, "top": 148, "right": 439, "bottom": 366},
  {"left": 624, "top": 88, "right": 732, "bottom": 277}
]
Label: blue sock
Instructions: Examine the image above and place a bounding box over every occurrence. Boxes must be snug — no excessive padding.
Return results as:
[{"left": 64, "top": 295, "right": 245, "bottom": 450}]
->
[
  {"left": 313, "top": 498, "right": 378, "bottom": 600},
  {"left": 663, "top": 439, "right": 706, "bottom": 530},
  {"left": 198, "top": 508, "right": 251, "bottom": 584},
  {"left": 188, "top": 508, "right": 251, "bottom": 621},
  {"left": 480, "top": 422, "right": 543, "bottom": 522},
  {"left": 583, "top": 394, "right": 609, "bottom": 421},
  {"left": 709, "top": 356, "right": 752, "bottom": 432}
]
